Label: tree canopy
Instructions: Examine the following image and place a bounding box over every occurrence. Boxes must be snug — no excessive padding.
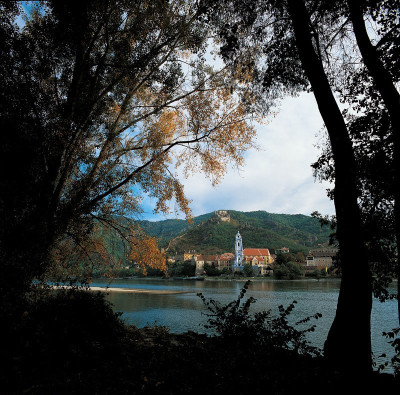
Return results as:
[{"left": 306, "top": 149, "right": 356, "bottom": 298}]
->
[
  {"left": 203, "top": 0, "right": 399, "bottom": 375},
  {"left": 0, "top": 0, "right": 259, "bottom": 290}
]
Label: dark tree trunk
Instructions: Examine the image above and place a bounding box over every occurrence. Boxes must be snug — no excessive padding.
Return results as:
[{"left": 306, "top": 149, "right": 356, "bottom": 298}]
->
[
  {"left": 349, "top": 0, "right": 400, "bottom": 326},
  {"left": 287, "top": 0, "right": 372, "bottom": 374}
]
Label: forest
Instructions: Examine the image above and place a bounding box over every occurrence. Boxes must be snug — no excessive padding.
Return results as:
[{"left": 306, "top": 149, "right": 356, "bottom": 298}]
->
[
  {"left": 0, "top": 1, "right": 399, "bottom": 393},
  {"left": 165, "top": 210, "right": 332, "bottom": 254}
]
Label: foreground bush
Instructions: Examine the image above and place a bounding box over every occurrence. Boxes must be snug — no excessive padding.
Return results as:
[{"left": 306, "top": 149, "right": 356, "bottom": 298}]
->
[
  {"left": 1, "top": 283, "right": 398, "bottom": 394},
  {"left": 2, "top": 287, "right": 126, "bottom": 393},
  {"left": 198, "top": 280, "right": 322, "bottom": 356}
]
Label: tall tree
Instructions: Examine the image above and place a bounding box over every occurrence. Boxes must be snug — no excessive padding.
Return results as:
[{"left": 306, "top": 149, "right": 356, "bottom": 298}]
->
[
  {"left": 205, "top": 0, "right": 373, "bottom": 373},
  {"left": 0, "top": 1, "right": 258, "bottom": 296},
  {"left": 348, "top": 0, "right": 400, "bottom": 324},
  {"left": 286, "top": 0, "right": 372, "bottom": 374}
]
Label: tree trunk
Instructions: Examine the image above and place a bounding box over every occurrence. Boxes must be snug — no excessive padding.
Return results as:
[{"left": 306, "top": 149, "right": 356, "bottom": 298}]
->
[
  {"left": 349, "top": 0, "right": 400, "bottom": 326},
  {"left": 287, "top": 0, "right": 372, "bottom": 374}
]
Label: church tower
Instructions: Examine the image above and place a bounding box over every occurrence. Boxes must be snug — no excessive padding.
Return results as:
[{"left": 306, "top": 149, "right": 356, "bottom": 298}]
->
[{"left": 233, "top": 231, "right": 243, "bottom": 271}]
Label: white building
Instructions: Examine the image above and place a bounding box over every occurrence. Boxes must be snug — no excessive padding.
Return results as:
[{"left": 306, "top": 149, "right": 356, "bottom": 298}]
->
[{"left": 232, "top": 231, "right": 244, "bottom": 272}]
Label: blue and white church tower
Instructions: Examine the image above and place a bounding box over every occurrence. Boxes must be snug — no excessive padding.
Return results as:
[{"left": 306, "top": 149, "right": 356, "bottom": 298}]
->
[{"left": 233, "top": 231, "right": 243, "bottom": 271}]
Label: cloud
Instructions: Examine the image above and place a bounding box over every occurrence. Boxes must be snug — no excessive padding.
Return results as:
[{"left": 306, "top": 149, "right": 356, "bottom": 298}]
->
[{"left": 141, "top": 92, "right": 335, "bottom": 221}]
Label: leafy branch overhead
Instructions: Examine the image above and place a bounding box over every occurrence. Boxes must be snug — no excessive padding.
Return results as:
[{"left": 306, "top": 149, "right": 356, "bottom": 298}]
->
[{"left": 0, "top": 1, "right": 261, "bottom": 287}]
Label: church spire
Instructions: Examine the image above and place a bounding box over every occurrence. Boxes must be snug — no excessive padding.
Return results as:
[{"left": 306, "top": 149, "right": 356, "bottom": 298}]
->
[{"left": 233, "top": 231, "right": 243, "bottom": 271}]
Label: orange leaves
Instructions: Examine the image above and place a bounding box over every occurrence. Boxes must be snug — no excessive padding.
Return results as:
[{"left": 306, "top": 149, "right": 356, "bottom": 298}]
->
[
  {"left": 48, "top": 228, "right": 120, "bottom": 281},
  {"left": 127, "top": 228, "right": 167, "bottom": 275},
  {"left": 146, "top": 110, "right": 184, "bottom": 149},
  {"left": 175, "top": 83, "right": 257, "bottom": 187}
]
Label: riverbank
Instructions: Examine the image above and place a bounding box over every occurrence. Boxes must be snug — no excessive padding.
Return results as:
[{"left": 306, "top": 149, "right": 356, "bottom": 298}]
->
[
  {"left": 90, "top": 286, "right": 189, "bottom": 294},
  {"left": 7, "top": 322, "right": 398, "bottom": 394},
  {"left": 52, "top": 284, "right": 189, "bottom": 295},
  {"left": 124, "top": 326, "right": 399, "bottom": 395},
  {"left": 3, "top": 284, "right": 398, "bottom": 394},
  {"left": 104, "top": 275, "right": 342, "bottom": 282}
]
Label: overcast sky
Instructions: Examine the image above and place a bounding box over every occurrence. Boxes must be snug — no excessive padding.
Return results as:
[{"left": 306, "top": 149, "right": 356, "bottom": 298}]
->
[{"left": 140, "top": 92, "right": 335, "bottom": 221}]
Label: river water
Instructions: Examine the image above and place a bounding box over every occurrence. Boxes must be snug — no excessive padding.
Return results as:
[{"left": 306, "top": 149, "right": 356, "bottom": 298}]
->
[{"left": 91, "top": 277, "right": 398, "bottom": 372}]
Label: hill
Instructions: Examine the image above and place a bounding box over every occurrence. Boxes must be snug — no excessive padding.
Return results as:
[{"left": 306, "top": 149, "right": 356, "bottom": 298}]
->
[
  {"left": 140, "top": 210, "right": 332, "bottom": 255},
  {"left": 137, "top": 212, "right": 213, "bottom": 244}
]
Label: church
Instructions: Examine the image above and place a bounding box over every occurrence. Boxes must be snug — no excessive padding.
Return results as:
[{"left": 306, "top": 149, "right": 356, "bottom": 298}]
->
[
  {"left": 193, "top": 231, "right": 274, "bottom": 275},
  {"left": 232, "top": 231, "right": 274, "bottom": 275}
]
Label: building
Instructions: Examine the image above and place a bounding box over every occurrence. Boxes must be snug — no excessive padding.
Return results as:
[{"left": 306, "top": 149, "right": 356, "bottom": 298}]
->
[
  {"left": 218, "top": 253, "right": 234, "bottom": 271},
  {"left": 194, "top": 254, "right": 219, "bottom": 275},
  {"left": 174, "top": 251, "right": 196, "bottom": 263},
  {"left": 243, "top": 248, "right": 274, "bottom": 276},
  {"left": 232, "top": 231, "right": 244, "bottom": 272},
  {"left": 306, "top": 247, "right": 338, "bottom": 271},
  {"left": 243, "top": 248, "right": 274, "bottom": 264}
]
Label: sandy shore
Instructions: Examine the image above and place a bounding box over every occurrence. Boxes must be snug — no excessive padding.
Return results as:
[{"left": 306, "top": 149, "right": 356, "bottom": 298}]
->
[
  {"left": 52, "top": 285, "right": 188, "bottom": 295},
  {"left": 90, "top": 286, "right": 188, "bottom": 295}
]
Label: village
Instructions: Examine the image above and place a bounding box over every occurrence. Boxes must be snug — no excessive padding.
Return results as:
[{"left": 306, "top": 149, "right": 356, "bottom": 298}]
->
[{"left": 167, "top": 231, "right": 339, "bottom": 277}]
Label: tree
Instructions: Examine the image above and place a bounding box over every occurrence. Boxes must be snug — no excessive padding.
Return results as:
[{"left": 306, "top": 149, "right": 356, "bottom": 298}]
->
[
  {"left": 168, "top": 261, "right": 196, "bottom": 277},
  {"left": 0, "top": 1, "right": 258, "bottom": 295},
  {"left": 206, "top": 0, "right": 373, "bottom": 373},
  {"left": 286, "top": 0, "right": 372, "bottom": 374},
  {"left": 347, "top": 0, "right": 400, "bottom": 323},
  {"left": 243, "top": 262, "right": 253, "bottom": 277},
  {"left": 48, "top": 223, "right": 127, "bottom": 280},
  {"left": 311, "top": 0, "right": 400, "bottom": 317},
  {"left": 204, "top": 262, "right": 221, "bottom": 276},
  {"left": 274, "top": 261, "right": 302, "bottom": 280},
  {"left": 127, "top": 228, "right": 167, "bottom": 275},
  {"left": 274, "top": 253, "right": 289, "bottom": 266}
]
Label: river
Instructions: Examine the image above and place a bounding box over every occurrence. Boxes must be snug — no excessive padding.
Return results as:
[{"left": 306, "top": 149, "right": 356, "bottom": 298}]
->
[{"left": 91, "top": 277, "right": 398, "bottom": 372}]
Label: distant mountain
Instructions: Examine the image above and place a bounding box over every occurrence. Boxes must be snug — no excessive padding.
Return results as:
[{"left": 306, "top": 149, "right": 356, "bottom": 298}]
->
[{"left": 138, "top": 210, "right": 332, "bottom": 255}]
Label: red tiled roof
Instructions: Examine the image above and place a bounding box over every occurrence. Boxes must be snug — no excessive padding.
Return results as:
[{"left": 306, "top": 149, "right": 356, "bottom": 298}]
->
[
  {"left": 243, "top": 248, "right": 270, "bottom": 257},
  {"left": 220, "top": 253, "right": 234, "bottom": 259},
  {"left": 195, "top": 255, "right": 218, "bottom": 261}
]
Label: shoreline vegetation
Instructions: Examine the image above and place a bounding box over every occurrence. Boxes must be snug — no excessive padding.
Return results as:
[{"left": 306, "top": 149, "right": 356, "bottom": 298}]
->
[{"left": 4, "top": 283, "right": 398, "bottom": 394}]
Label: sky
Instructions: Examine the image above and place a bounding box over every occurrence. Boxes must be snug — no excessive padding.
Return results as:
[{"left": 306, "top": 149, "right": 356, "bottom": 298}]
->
[{"left": 140, "top": 92, "right": 335, "bottom": 221}]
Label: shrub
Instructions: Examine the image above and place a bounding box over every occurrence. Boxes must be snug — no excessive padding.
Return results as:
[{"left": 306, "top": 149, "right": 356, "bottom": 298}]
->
[
  {"left": 197, "top": 281, "right": 322, "bottom": 356},
  {"left": 2, "top": 287, "right": 126, "bottom": 392},
  {"left": 243, "top": 263, "right": 253, "bottom": 277},
  {"left": 377, "top": 327, "right": 400, "bottom": 377},
  {"left": 168, "top": 262, "right": 196, "bottom": 277},
  {"left": 274, "top": 262, "right": 302, "bottom": 279},
  {"left": 203, "top": 263, "right": 222, "bottom": 276}
]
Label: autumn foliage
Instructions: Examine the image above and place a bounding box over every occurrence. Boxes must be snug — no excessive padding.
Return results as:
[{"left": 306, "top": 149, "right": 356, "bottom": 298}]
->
[
  {"left": 127, "top": 228, "right": 167, "bottom": 275},
  {"left": 0, "top": 1, "right": 262, "bottom": 290}
]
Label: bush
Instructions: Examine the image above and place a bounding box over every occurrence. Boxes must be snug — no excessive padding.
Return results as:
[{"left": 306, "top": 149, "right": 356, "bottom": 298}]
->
[
  {"left": 274, "top": 262, "right": 302, "bottom": 279},
  {"left": 197, "top": 281, "right": 322, "bottom": 356},
  {"left": 221, "top": 267, "right": 232, "bottom": 275},
  {"left": 2, "top": 287, "right": 126, "bottom": 392},
  {"left": 243, "top": 263, "right": 253, "bottom": 277},
  {"left": 378, "top": 327, "right": 400, "bottom": 377},
  {"left": 168, "top": 262, "right": 196, "bottom": 277},
  {"left": 203, "top": 263, "right": 222, "bottom": 276}
]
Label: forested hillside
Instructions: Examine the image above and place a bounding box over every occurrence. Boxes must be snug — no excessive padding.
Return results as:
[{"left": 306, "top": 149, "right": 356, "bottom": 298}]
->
[
  {"left": 138, "top": 210, "right": 332, "bottom": 254},
  {"left": 137, "top": 213, "right": 213, "bottom": 244}
]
